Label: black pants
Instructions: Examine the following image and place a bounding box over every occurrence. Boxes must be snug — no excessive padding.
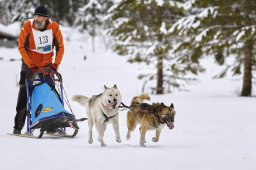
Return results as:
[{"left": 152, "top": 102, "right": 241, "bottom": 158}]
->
[{"left": 14, "top": 62, "right": 31, "bottom": 130}]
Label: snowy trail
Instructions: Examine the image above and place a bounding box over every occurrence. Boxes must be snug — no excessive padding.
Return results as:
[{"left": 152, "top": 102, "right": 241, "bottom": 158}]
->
[{"left": 0, "top": 27, "right": 255, "bottom": 170}]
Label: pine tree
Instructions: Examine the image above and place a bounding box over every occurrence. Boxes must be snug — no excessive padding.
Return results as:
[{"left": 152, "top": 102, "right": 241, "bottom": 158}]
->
[
  {"left": 0, "top": 0, "right": 14, "bottom": 24},
  {"left": 75, "top": 0, "right": 102, "bottom": 51},
  {"left": 0, "top": 0, "right": 38, "bottom": 24},
  {"left": 170, "top": 0, "right": 256, "bottom": 96},
  {"left": 108, "top": 0, "right": 203, "bottom": 94},
  {"left": 75, "top": 0, "right": 114, "bottom": 51},
  {"left": 67, "top": 0, "right": 86, "bottom": 25}
]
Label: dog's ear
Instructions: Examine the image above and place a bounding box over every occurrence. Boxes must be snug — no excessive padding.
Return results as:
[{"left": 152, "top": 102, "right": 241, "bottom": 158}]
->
[
  {"left": 161, "top": 102, "right": 165, "bottom": 107},
  {"left": 113, "top": 84, "right": 118, "bottom": 89},
  {"left": 170, "top": 103, "right": 174, "bottom": 108},
  {"left": 104, "top": 85, "right": 109, "bottom": 90}
]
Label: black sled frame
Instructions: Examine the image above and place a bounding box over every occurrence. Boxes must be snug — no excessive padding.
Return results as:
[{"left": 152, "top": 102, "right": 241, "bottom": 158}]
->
[{"left": 24, "top": 67, "right": 85, "bottom": 138}]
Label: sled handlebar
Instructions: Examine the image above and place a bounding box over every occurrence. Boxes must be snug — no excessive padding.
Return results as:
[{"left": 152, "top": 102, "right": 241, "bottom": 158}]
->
[{"left": 30, "top": 66, "right": 62, "bottom": 84}]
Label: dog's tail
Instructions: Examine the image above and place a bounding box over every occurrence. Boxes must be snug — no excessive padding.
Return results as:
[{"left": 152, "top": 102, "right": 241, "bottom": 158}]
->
[
  {"left": 131, "top": 94, "right": 150, "bottom": 107},
  {"left": 72, "top": 95, "right": 89, "bottom": 107},
  {"left": 138, "top": 94, "right": 151, "bottom": 102}
]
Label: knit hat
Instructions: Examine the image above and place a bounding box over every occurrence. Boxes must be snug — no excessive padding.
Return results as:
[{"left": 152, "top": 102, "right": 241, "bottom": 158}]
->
[{"left": 34, "top": 5, "right": 48, "bottom": 17}]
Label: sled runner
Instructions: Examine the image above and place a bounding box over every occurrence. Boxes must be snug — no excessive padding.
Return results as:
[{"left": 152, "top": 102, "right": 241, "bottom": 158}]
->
[{"left": 20, "top": 67, "right": 86, "bottom": 138}]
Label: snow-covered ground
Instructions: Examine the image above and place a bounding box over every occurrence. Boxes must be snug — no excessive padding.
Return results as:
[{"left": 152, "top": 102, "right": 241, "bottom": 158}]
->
[{"left": 0, "top": 27, "right": 255, "bottom": 170}]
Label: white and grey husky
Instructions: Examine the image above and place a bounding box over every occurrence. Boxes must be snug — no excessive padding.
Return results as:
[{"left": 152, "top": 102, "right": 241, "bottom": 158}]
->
[{"left": 72, "top": 84, "right": 122, "bottom": 146}]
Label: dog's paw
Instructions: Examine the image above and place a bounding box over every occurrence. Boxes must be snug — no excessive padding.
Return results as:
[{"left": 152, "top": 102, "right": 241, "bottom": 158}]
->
[
  {"left": 98, "top": 137, "right": 106, "bottom": 146},
  {"left": 101, "top": 142, "right": 107, "bottom": 147},
  {"left": 152, "top": 137, "right": 158, "bottom": 142},
  {"left": 126, "top": 133, "right": 131, "bottom": 140},
  {"left": 116, "top": 138, "right": 121, "bottom": 143},
  {"left": 140, "top": 142, "right": 146, "bottom": 147},
  {"left": 140, "top": 139, "right": 146, "bottom": 147},
  {"left": 88, "top": 139, "right": 93, "bottom": 144}
]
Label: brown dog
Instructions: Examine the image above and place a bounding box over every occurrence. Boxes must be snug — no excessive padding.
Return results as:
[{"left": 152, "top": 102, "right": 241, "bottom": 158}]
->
[{"left": 126, "top": 94, "right": 176, "bottom": 147}]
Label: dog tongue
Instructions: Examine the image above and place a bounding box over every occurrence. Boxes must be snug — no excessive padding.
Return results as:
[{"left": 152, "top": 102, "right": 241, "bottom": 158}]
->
[
  {"left": 105, "top": 102, "right": 117, "bottom": 109},
  {"left": 167, "top": 122, "right": 174, "bottom": 129}
]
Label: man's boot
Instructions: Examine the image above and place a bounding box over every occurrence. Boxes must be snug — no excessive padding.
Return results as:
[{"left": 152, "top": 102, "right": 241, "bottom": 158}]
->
[{"left": 13, "top": 128, "right": 21, "bottom": 134}]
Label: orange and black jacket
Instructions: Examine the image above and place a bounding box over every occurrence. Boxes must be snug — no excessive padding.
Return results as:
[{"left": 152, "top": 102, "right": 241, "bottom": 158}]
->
[{"left": 18, "top": 19, "right": 64, "bottom": 68}]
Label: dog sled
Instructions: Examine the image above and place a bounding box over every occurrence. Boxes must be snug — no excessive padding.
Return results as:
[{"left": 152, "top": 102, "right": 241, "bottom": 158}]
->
[{"left": 13, "top": 66, "right": 86, "bottom": 138}]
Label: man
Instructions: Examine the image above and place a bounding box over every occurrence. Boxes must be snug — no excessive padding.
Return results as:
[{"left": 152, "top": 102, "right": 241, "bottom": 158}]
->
[{"left": 13, "top": 5, "right": 64, "bottom": 134}]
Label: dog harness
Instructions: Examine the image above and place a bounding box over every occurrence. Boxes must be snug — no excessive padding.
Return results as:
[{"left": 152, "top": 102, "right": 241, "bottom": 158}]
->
[{"left": 101, "top": 110, "right": 118, "bottom": 123}]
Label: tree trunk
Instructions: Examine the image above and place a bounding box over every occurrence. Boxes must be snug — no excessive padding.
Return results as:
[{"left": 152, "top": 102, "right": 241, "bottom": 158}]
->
[
  {"left": 156, "top": 34, "right": 164, "bottom": 94},
  {"left": 156, "top": 55, "right": 163, "bottom": 94},
  {"left": 92, "top": 35, "right": 95, "bottom": 52},
  {"left": 241, "top": 39, "right": 253, "bottom": 96}
]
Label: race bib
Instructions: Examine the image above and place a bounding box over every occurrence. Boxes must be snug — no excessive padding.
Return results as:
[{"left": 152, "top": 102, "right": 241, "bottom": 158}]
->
[{"left": 32, "top": 28, "right": 53, "bottom": 54}]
